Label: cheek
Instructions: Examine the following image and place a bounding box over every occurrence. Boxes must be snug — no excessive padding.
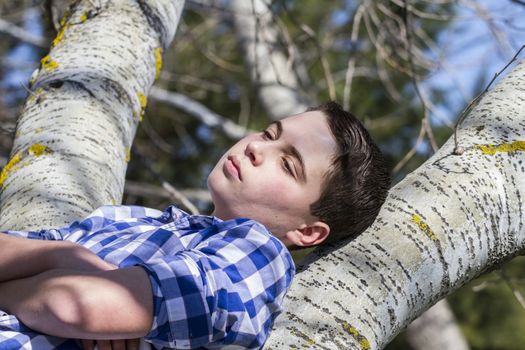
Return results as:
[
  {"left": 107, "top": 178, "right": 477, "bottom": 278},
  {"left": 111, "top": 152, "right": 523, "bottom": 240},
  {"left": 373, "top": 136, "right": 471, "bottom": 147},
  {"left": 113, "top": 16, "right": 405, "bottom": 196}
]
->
[{"left": 255, "top": 176, "right": 303, "bottom": 207}]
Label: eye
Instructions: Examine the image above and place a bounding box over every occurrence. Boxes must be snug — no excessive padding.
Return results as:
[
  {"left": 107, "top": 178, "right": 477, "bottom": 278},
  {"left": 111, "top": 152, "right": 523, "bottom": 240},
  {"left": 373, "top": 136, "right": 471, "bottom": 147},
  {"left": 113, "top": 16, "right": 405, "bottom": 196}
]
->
[
  {"left": 282, "top": 157, "right": 295, "bottom": 177},
  {"left": 261, "top": 129, "right": 275, "bottom": 140}
]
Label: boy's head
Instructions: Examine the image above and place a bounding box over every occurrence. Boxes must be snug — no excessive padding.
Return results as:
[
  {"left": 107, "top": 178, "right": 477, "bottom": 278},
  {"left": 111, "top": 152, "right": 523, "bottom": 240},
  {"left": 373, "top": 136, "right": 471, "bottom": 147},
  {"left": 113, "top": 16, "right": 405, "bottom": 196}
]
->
[{"left": 207, "top": 101, "right": 390, "bottom": 248}]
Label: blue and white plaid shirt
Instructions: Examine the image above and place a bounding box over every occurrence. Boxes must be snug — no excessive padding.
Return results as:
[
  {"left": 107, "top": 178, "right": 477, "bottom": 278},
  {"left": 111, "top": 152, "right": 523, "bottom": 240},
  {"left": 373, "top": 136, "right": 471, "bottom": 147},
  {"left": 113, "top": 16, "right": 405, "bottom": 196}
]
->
[{"left": 0, "top": 205, "right": 295, "bottom": 349}]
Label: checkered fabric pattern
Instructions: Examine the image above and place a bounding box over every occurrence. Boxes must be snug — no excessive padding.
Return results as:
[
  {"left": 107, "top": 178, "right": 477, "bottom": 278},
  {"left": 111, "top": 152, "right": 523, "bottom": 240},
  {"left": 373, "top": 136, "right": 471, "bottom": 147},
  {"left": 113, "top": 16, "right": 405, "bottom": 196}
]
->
[{"left": 0, "top": 205, "right": 295, "bottom": 349}]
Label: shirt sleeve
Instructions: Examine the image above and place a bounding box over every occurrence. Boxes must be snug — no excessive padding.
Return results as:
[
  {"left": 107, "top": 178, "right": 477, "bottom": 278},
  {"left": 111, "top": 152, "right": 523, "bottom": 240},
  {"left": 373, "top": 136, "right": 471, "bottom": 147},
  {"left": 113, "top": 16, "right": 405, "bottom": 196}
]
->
[
  {"left": 3, "top": 205, "right": 164, "bottom": 242},
  {"left": 138, "top": 221, "right": 295, "bottom": 349}
]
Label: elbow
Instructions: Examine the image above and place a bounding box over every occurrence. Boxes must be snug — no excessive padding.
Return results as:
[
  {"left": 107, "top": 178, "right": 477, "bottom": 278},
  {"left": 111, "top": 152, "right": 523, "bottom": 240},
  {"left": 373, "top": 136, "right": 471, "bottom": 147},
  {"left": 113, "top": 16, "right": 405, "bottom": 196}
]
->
[{"left": 20, "top": 282, "right": 91, "bottom": 337}]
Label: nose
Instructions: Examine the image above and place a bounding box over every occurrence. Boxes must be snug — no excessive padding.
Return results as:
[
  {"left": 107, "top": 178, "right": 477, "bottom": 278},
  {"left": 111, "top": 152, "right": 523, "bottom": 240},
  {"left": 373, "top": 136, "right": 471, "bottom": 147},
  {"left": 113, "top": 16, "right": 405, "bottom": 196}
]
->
[{"left": 245, "top": 140, "right": 265, "bottom": 166}]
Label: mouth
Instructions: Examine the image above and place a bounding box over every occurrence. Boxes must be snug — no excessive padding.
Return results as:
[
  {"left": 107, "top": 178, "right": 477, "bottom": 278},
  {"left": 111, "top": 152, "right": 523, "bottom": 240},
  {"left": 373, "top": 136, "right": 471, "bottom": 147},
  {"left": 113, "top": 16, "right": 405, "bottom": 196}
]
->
[{"left": 224, "top": 155, "right": 242, "bottom": 181}]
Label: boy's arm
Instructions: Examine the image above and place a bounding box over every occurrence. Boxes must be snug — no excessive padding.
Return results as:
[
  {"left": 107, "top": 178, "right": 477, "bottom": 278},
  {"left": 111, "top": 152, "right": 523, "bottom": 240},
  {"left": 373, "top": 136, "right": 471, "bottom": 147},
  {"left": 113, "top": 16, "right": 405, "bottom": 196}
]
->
[
  {"left": 0, "top": 233, "right": 115, "bottom": 283},
  {"left": 0, "top": 266, "right": 153, "bottom": 339}
]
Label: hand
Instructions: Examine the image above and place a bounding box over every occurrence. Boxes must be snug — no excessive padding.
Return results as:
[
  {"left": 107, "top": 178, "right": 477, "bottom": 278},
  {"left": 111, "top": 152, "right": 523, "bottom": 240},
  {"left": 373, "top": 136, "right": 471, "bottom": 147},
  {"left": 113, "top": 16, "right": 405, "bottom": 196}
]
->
[{"left": 81, "top": 338, "right": 140, "bottom": 350}]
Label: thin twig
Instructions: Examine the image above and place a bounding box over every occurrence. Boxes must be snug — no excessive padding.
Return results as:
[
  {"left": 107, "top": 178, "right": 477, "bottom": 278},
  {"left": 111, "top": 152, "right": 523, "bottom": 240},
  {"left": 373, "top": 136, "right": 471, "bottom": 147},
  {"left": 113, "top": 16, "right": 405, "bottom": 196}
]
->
[
  {"left": 132, "top": 148, "right": 201, "bottom": 215},
  {"left": 389, "top": 0, "right": 454, "bottom": 21},
  {"left": 499, "top": 269, "right": 525, "bottom": 310},
  {"left": 251, "top": 0, "right": 261, "bottom": 82},
  {"left": 452, "top": 44, "right": 525, "bottom": 155},
  {"left": 392, "top": 118, "right": 427, "bottom": 174},
  {"left": 343, "top": 4, "right": 365, "bottom": 110},
  {"left": 0, "top": 17, "right": 47, "bottom": 47},
  {"left": 279, "top": 2, "right": 337, "bottom": 100},
  {"left": 462, "top": 0, "right": 513, "bottom": 58},
  {"left": 124, "top": 180, "right": 211, "bottom": 203},
  {"left": 402, "top": 3, "right": 438, "bottom": 152}
]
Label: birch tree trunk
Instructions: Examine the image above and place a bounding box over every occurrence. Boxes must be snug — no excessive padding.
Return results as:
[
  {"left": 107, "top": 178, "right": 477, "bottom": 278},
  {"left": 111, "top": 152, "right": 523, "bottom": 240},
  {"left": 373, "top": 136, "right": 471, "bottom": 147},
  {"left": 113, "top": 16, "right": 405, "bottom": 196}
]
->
[
  {"left": 264, "top": 58, "right": 525, "bottom": 349},
  {"left": 230, "top": 0, "right": 310, "bottom": 120},
  {"left": 0, "top": 0, "right": 184, "bottom": 230}
]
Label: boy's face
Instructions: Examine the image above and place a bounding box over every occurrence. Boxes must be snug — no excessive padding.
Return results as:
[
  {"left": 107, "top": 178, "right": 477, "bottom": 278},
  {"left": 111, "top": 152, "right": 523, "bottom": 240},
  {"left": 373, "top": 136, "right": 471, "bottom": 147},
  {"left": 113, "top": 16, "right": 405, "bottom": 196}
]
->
[{"left": 207, "top": 111, "right": 337, "bottom": 244}]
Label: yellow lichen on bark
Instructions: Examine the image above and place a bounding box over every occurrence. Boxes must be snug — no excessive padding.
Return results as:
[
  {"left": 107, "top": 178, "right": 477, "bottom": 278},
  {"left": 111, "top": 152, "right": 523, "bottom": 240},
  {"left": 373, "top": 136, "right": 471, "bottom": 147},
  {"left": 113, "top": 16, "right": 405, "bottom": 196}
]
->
[
  {"left": 0, "top": 145, "right": 53, "bottom": 187},
  {"left": 52, "top": 23, "right": 70, "bottom": 48},
  {"left": 290, "top": 329, "right": 316, "bottom": 345},
  {"left": 125, "top": 147, "right": 131, "bottom": 162},
  {"left": 137, "top": 92, "right": 147, "bottom": 121},
  {"left": 59, "top": 11, "right": 70, "bottom": 27},
  {"left": 155, "top": 47, "right": 163, "bottom": 79},
  {"left": 41, "top": 55, "right": 59, "bottom": 71},
  {"left": 80, "top": 12, "right": 89, "bottom": 23},
  {"left": 360, "top": 339, "right": 371, "bottom": 349},
  {"left": 0, "top": 154, "right": 22, "bottom": 187},
  {"left": 412, "top": 214, "right": 438, "bottom": 241},
  {"left": 27, "top": 87, "right": 44, "bottom": 104},
  {"left": 475, "top": 140, "right": 525, "bottom": 155},
  {"left": 341, "top": 322, "right": 371, "bottom": 350},
  {"left": 28, "top": 143, "right": 52, "bottom": 157}
]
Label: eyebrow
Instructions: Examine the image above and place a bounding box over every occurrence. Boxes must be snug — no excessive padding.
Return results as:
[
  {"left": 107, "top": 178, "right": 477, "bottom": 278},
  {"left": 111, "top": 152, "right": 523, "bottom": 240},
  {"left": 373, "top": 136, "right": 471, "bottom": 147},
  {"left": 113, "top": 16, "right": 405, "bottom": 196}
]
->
[{"left": 269, "top": 121, "right": 307, "bottom": 182}]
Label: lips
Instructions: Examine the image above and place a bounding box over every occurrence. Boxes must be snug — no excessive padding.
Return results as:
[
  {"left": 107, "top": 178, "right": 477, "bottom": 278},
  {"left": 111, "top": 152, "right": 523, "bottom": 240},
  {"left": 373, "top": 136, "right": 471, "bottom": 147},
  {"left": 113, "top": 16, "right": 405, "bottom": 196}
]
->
[{"left": 225, "top": 155, "right": 242, "bottom": 180}]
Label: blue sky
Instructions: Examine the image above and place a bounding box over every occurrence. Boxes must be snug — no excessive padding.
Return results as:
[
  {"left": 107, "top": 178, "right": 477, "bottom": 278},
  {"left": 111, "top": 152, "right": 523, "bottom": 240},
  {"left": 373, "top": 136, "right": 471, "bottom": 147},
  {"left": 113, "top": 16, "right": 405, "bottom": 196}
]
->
[
  {"left": 1, "top": 8, "right": 42, "bottom": 105},
  {"left": 2, "top": 1, "right": 525, "bottom": 124},
  {"left": 422, "top": 0, "right": 525, "bottom": 126}
]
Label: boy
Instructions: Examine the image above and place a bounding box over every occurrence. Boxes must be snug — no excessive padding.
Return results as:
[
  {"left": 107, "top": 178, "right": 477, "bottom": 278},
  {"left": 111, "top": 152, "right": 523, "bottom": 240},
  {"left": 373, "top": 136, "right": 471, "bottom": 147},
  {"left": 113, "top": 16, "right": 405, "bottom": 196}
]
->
[{"left": 0, "top": 101, "right": 390, "bottom": 349}]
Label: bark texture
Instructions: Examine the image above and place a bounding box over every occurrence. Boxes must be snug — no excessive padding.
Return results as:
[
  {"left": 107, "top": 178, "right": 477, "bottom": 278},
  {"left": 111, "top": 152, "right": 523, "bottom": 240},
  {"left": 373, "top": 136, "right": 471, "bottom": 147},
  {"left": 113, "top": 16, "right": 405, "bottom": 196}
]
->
[
  {"left": 230, "top": 0, "right": 309, "bottom": 120},
  {"left": 0, "top": 0, "right": 184, "bottom": 230},
  {"left": 264, "top": 59, "right": 525, "bottom": 349}
]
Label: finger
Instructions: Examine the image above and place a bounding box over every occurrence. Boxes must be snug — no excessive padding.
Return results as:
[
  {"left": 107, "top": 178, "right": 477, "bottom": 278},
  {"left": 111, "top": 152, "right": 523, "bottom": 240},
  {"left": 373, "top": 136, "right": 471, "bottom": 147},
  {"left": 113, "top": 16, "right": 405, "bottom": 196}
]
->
[
  {"left": 111, "top": 340, "right": 126, "bottom": 350},
  {"left": 126, "top": 338, "right": 140, "bottom": 350},
  {"left": 95, "top": 340, "right": 112, "bottom": 350},
  {"left": 81, "top": 339, "right": 94, "bottom": 350}
]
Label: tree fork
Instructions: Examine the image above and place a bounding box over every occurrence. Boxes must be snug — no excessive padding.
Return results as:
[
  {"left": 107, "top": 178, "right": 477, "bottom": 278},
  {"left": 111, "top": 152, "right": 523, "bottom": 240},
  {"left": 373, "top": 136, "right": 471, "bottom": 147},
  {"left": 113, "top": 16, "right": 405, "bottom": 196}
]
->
[{"left": 0, "top": 0, "right": 184, "bottom": 229}]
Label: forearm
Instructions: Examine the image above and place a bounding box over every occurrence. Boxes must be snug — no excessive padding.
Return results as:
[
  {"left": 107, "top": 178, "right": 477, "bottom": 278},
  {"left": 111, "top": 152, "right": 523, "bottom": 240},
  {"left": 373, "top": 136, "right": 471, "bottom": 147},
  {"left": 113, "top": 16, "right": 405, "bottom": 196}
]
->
[
  {"left": 0, "top": 272, "right": 78, "bottom": 335},
  {"left": 0, "top": 234, "right": 115, "bottom": 283},
  {"left": 0, "top": 234, "right": 68, "bottom": 282},
  {"left": 0, "top": 267, "right": 152, "bottom": 339}
]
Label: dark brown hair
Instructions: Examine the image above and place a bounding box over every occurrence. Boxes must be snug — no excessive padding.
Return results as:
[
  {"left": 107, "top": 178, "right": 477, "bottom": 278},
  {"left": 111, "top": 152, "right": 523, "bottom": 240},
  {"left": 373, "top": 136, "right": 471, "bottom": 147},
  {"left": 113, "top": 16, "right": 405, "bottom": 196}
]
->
[{"left": 309, "top": 101, "right": 390, "bottom": 244}]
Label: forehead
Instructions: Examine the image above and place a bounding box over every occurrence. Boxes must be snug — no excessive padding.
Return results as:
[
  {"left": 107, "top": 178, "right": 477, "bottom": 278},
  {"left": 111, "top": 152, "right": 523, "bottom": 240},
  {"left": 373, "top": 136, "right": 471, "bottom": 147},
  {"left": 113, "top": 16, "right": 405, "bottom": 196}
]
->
[{"left": 278, "top": 111, "right": 337, "bottom": 178}]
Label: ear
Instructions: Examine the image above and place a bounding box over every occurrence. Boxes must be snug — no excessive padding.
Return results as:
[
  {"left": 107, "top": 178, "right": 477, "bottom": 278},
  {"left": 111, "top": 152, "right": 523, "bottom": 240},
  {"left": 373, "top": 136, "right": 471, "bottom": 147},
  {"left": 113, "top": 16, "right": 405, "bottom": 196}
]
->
[{"left": 285, "top": 221, "right": 330, "bottom": 248}]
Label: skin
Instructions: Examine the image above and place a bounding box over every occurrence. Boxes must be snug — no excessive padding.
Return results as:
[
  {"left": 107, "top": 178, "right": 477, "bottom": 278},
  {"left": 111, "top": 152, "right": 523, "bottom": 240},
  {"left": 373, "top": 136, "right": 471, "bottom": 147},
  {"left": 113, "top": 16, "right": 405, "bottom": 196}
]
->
[
  {"left": 208, "top": 110, "right": 337, "bottom": 247},
  {"left": 0, "top": 111, "right": 337, "bottom": 348}
]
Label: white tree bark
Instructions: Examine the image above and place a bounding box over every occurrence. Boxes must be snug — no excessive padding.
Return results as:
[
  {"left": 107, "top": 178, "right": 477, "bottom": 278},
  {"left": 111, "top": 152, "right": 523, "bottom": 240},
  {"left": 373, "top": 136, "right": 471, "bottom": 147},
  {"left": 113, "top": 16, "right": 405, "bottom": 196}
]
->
[
  {"left": 230, "top": 0, "right": 309, "bottom": 120},
  {"left": 0, "top": 0, "right": 184, "bottom": 230},
  {"left": 264, "top": 58, "right": 525, "bottom": 348}
]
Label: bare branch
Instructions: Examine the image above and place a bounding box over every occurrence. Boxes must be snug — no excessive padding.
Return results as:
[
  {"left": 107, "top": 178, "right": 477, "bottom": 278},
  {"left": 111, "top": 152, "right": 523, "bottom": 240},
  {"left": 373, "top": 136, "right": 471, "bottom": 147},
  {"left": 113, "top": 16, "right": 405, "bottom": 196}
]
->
[
  {"left": 343, "top": 4, "right": 366, "bottom": 110},
  {"left": 132, "top": 147, "right": 201, "bottom": 215},
  {"left": 403, "top": 3, "right": 438, "bottom": 153},
  {"left": 125, "top": 180, "right": 211, "bottom": 203},
  {"left": 149, "top": 86, "right": 250, "bottom": 139},
  {"left": 0, "top": 17, "right": 47, "bottom": 47},
  {"left": 462, "top": 0, "right": 514, "bottom": 58},
  {"left": 392, "top": 117, "right": 427, "bottom": 174},
  {"left": 499, "top": 269, "right": 525, "bottom": 310}
]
